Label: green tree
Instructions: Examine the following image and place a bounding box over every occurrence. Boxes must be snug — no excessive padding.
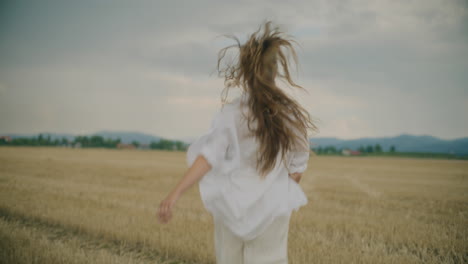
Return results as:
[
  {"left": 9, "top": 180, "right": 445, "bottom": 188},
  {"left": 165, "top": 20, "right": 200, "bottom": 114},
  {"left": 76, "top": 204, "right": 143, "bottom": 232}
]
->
[
  {"left": 324, "top": 146, "right": 337, "bottom": 154},
  {"left": 150, "top": 141, "right": 160, "bottom": 149},
  {"left": 316, "top": 147, "right": 323, "bottom": 154},
  {"left": 375, "top": 144, "right": 382, "bottom": 153},
  {"left": 38, "top": 134, "right": 44, "bottom": 145},
  {"left": 160, "top": 139, "right": 174, "bottom": 150},
  {"left": 175, "top": 140, "right": 186, "bottom": 150},
  {"left": 89, "top": 135, "right": 104, "bottom": 147},
  {"left": 132, "top": 140, "right": 140, "bottom": 148}
]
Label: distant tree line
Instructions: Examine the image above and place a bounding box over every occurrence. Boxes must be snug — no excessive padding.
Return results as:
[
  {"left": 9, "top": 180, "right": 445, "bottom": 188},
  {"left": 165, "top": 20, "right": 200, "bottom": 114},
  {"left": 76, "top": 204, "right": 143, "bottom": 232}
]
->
[
  {"left": 0, "top": 134, "right": 71, "bottom": 147},
  {"left": 311, "top": 144, "right": 466, "bottom": 160},
  {"left": 312, "top": 144, "right": 395, "bottom": 155},
  {"left": 149, "top": 139, "right": 187, "bottom": 151},
  {"left": 2, "top": 135, "right": 465, "bottom": 159},
  {"left": 0, "top": 134, "right": 188, "bottom": 151},
  {"left": 74, "top": 135, "right": 121, "bottom": 148}
]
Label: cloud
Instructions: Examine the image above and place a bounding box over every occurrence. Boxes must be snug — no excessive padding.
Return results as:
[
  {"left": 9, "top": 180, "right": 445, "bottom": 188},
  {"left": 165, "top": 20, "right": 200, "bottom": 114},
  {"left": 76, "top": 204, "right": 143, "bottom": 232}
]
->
[{"left": 0, "top": 0, "right": 467, "bottom": 140}]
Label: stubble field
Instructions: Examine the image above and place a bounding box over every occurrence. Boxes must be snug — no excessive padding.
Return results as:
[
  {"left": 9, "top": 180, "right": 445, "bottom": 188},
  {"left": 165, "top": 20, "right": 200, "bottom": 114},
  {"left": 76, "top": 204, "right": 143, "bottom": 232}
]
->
[{"left": 0, "top": 146, "right": 466, "bottom": 264}]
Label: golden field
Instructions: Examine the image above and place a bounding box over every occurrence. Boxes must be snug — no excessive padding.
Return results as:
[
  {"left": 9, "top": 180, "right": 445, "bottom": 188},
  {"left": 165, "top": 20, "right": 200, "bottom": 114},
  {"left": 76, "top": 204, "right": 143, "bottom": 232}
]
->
[{"left": 0, "top": 146, "right": 467, "bottom": 264}]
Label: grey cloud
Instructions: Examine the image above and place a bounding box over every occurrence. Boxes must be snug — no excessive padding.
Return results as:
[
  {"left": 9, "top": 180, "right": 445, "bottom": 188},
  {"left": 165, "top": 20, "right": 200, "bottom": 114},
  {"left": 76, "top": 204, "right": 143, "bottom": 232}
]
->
[{"left": 0, "top": 0, "right": 467, "bottom": 139}]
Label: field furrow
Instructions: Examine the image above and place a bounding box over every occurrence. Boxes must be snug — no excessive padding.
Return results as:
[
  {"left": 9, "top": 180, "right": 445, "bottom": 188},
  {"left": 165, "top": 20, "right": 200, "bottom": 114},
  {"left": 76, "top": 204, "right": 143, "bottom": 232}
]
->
[{"left": 0, "top": 207, "right": 188, "bottom": 264}]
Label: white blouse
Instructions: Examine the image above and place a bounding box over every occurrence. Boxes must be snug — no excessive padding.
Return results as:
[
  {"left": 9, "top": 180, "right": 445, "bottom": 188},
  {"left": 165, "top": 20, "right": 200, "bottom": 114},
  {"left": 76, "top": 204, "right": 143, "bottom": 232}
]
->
[{"left": 186, "top": 92, "right": 310, "bottom": 241}]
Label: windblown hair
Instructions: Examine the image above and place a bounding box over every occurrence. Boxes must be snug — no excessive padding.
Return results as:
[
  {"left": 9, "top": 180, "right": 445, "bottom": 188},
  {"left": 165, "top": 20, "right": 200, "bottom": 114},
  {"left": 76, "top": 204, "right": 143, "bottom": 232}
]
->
[{"left": 217, "top": 21, "right": 319, "bottom": 178}]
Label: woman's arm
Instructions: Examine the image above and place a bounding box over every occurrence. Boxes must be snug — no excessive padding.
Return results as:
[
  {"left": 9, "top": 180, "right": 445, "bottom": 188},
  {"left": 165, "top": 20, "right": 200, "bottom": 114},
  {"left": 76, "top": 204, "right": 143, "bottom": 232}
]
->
[
  {"left": 157, "top": 154, "right": 212, "bottom": 224},
  {"left": 289, "top": 172, "right": 303, "bottom": 183}
]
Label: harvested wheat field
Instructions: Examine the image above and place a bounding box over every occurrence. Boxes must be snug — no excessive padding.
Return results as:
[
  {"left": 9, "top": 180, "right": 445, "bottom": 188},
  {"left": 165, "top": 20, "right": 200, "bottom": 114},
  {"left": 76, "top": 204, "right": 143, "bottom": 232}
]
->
[{"left": 0, "top": 146, "right": 466, "bottom": 264}]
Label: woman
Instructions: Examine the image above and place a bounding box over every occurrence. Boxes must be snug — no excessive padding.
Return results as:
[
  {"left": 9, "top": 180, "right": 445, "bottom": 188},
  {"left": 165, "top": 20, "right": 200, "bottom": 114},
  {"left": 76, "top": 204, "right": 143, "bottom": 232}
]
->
[{"left": 157, "top": 21, "right": 318, "bottom": 264}]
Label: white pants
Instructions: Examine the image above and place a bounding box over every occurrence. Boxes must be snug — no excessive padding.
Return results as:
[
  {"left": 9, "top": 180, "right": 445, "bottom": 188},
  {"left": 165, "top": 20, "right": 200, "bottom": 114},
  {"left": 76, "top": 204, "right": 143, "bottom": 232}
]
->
[{"left": 213, "top": 213, "right": 291, "bottom": 264}]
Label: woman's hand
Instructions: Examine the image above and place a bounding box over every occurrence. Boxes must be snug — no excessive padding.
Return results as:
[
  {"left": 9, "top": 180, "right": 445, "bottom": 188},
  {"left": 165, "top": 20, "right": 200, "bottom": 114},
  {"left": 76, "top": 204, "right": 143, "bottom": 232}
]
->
[
  {"left": 157, "top": 191, "right": 180, "bottom": 224},
  {"left": 156, "top": 155, "right": 212, "bottom": 224},
  {"left": 289, "top": 172, "right": 302, "bottom": 183}
]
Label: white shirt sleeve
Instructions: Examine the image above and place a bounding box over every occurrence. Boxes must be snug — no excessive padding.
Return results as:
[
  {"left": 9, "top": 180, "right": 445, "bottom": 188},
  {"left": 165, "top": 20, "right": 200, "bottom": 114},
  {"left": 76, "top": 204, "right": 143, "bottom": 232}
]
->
[
  {"left": 186, "top": 108, "right": 233, "bottom": 171},
  {"left": 288, "top": 150, "right": 310, "bottom": 174},
  {"left": 287, "top": 123, "right": 310, "bottom": 174}
]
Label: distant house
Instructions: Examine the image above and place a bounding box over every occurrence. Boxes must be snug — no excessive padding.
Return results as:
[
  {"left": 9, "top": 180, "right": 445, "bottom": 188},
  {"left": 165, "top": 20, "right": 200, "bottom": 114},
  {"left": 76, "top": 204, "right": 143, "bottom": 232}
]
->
[
  {"left": 117, "top": 143, "right": 136, "bottom": 149},
  {"left": 0, "top": 136, "right": 12, "bottom": 142},
  {"left": 342, "top": 149, "right": 361, "bottom": 156},
  {"left": 138, "top": 143, "right": 150, "bottom": 150}
]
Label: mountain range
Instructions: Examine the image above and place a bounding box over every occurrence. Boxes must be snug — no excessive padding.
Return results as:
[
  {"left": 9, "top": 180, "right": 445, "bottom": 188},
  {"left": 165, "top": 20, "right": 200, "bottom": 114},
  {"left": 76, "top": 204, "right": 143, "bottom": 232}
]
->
[
  {"left": 2, "top": 131, "right": 467, "bottom": 155},
  {"left": 310, "top": 134, "right": 468, "bottom": 155}
]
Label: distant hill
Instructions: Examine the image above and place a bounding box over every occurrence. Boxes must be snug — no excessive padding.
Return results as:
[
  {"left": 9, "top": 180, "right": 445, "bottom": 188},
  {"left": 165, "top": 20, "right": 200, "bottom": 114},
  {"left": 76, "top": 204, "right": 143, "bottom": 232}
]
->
[
  {"left": 310, "top": 134, "right": 468, "bottom": 155},
  {"left": 3, "top": 131, "right": 467, "bottom": 155}
]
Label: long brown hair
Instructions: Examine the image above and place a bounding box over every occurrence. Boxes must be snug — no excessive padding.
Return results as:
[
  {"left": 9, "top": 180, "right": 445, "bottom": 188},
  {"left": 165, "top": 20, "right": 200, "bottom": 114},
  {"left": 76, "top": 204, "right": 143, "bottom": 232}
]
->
[{"left": 217, "top": 21, "right": 319, "bottom": 178}]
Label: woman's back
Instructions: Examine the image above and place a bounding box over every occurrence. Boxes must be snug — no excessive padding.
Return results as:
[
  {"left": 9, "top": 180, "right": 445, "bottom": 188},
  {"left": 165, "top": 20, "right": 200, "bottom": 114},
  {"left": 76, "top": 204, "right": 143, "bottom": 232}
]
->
[
  {"left": 186, "top": 91, "right": 310, "bottom": 241},
  {"left": 159, "top": 21, "right": 317, "bottom": 264}
]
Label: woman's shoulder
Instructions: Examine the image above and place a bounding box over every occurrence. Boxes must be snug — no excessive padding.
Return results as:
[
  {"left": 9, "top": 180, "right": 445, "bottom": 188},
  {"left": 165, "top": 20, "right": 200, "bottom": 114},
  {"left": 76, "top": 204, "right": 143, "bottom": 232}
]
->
[
  {"left": 208, "top": 99, "right": 239, "bottom": 129},
  {"left": 213, "top": 92, "right": 250, "bottom": 128},
  {"left": 219, "top": 95, "right": 244, "bottom": 115},
  {"left": 221, "top": 91, "right": 248, "bottom": 108}
]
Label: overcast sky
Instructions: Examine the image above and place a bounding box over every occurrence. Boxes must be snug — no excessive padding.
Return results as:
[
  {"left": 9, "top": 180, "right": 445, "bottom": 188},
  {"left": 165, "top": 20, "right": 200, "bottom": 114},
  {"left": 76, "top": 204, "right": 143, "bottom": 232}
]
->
[{"left": 1, "top": 0, "right": 467, "bottom": 140}]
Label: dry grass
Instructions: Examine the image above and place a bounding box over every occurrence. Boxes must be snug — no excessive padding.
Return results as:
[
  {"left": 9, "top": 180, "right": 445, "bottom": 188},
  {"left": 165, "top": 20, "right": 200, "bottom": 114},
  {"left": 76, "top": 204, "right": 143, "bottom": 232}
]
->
[{"left": 0, "top": 146, "right": 466, "bottom": 263}]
